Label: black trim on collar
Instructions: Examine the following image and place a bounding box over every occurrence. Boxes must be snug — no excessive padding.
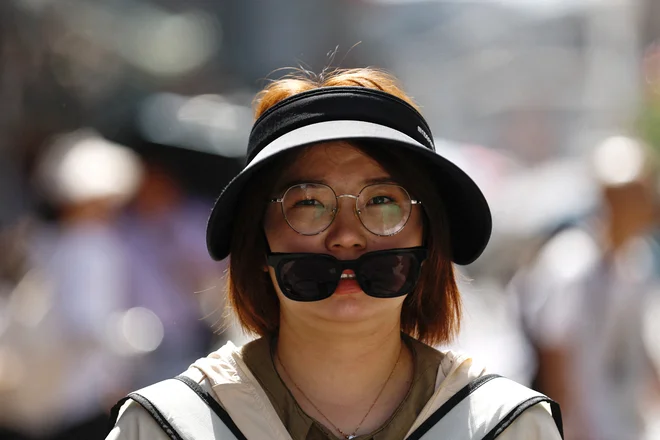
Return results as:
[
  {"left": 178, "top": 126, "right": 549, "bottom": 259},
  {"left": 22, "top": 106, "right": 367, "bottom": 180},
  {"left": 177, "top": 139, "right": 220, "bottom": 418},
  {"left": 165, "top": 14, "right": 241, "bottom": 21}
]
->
[
  {"left": 174, "top": 376, "right": 249, "bottom": 440},
  {"left": 406, "top": 374, "right": 501, "bottom": 440}
]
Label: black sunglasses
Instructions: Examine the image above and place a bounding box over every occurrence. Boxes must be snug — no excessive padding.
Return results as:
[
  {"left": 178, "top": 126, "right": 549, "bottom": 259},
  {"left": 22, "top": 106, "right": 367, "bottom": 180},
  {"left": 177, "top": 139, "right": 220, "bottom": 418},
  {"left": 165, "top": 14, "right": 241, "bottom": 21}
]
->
[{"left": 266, "top": 247, "right": 428, "bottom": 302}]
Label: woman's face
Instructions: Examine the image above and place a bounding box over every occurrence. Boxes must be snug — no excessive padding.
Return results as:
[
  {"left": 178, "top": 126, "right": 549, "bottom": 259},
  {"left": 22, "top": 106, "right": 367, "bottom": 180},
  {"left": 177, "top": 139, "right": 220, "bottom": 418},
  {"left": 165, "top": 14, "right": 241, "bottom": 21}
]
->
[{"left": 263, "top": 141, "right": 424, "bottom": 327}]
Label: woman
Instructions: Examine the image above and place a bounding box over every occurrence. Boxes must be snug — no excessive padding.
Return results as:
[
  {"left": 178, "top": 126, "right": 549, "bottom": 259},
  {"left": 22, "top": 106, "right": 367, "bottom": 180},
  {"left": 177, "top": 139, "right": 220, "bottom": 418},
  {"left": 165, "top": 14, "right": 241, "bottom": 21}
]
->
[{"left": 107, "top": 68, "right": 563, "bottom": 439}]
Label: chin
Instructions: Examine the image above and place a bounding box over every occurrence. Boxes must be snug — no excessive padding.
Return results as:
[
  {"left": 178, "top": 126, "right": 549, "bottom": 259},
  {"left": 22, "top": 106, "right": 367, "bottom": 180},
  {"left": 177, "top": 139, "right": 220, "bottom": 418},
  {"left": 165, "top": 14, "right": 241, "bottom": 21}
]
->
[{"left": 311, "top": 293, "right": 397, "bottom": 323}]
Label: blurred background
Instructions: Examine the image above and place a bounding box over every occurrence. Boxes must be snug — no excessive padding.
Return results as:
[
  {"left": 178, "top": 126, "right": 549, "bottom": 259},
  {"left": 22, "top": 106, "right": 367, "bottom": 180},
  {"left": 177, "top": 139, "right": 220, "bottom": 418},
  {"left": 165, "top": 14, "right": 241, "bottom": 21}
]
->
[{"left": 1, "top": 0, "right": 660, "bottom": 439}]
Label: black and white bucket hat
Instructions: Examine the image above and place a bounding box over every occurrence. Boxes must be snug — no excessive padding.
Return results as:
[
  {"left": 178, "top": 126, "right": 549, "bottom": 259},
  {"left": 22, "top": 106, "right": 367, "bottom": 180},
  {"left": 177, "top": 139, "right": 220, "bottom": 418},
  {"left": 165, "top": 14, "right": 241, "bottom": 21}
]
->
[{"left": 206, "top": 86, "right": 491, "bottom": 265}]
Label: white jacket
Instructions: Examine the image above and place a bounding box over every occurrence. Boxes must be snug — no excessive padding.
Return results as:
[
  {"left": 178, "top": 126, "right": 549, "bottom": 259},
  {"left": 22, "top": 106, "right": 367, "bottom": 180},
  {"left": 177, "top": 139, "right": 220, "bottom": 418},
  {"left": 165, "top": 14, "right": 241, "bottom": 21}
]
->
[{"left": 107, "top": 341, "right": 562, "bottom": 439}]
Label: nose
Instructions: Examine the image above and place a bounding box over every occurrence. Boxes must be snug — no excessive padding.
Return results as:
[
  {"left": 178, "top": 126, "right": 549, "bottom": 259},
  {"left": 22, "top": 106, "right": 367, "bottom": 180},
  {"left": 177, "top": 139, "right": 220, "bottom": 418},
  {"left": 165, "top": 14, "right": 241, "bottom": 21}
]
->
[{"left": 324, "top": 196, "right": 367, "bottom": 255}]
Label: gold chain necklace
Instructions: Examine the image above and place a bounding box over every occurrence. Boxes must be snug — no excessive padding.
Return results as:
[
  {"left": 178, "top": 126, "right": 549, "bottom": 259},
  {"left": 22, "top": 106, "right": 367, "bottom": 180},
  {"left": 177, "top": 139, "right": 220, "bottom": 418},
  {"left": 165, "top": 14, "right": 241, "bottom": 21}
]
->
[{"left": 275, "top": 344, "right": 402, "bottom": 440}]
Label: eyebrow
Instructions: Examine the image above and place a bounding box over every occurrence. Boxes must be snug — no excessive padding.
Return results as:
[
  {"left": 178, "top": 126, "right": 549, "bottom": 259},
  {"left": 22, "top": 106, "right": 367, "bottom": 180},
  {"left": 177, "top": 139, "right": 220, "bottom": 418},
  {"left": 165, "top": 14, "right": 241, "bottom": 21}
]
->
[{"left": 276, "top": 176, "right": 396, "bottom": 193}]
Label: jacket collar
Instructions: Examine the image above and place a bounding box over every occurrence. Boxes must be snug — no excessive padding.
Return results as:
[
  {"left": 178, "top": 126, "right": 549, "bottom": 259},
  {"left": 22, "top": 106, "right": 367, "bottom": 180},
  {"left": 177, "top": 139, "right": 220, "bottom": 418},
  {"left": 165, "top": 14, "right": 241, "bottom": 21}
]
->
[{"left": 188, "top": 340, "right": 487, "bottom": 439}]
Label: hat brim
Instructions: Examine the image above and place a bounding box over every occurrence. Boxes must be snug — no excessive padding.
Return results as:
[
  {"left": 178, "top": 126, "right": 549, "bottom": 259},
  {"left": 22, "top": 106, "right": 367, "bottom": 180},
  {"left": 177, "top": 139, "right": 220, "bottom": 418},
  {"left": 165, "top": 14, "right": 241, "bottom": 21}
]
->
[{"left": 206, "top": 120, "right": 491, "bottom": 265}]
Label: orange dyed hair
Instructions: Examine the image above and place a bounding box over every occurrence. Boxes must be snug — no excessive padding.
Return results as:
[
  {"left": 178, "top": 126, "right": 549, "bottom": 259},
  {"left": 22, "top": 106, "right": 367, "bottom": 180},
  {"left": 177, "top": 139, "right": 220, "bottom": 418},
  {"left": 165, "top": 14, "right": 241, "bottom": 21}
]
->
[
  {"left": 254, "top": 68, "right": 421, "bottom": 118},
  {"left": 226, "top": 68, "right": 461, "bottom": 346}
]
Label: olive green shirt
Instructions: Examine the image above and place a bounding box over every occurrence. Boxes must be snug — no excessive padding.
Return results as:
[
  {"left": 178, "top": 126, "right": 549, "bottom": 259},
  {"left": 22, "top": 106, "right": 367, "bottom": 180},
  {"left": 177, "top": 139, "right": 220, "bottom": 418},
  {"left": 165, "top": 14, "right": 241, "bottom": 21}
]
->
[{"left": 242, "top": 334, "right": 443, "bottom": 440}]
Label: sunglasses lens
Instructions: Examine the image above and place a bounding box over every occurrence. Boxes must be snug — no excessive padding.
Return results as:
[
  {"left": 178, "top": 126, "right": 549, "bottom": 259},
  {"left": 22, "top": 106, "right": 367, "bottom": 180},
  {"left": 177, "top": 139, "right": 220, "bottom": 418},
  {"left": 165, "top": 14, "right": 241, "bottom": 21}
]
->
[
  {"left": 358, "top": 252, "right": 421, "bottom": 298},
  {"left": 270, "top": 249, "right": 426, "bottom": 302},
  {"left": 278, "top": 257, "right": 340, "bottom": 301}
]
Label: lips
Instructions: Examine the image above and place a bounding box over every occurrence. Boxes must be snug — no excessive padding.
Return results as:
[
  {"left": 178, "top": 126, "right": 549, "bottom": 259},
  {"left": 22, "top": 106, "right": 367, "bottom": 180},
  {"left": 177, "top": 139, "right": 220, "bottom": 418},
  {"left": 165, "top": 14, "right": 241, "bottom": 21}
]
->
[{"left": 334, "top": 270, "right": 363, "bottom": 295}]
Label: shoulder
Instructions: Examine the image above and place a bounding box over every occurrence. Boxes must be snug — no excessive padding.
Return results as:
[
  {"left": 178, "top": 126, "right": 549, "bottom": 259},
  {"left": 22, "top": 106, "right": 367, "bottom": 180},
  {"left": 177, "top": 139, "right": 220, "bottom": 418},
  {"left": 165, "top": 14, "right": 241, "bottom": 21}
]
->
[
  {"left": 107, "top": 372, "right": 220, "bottom": 440},
  {"left": 405, "top": 335, "right": 481, "bottom": 375},
  {"left": 407, "top": 373, "right": 563, "bottom": 439},
  {"left": 496, "top": 402, "right": 563, "bottom": 440},
  {"left": 434, "top": 347, "right": 488, "bottom": 392},
  {"left": 106, "top": 400, "right": 169, "bottom": 440},
  {"left": 406, "top": 343, "right": 562, "bottom": 438},
  {"left": 403, "top": 335, "right": 488, "bottom": 393},
  {"left": 106, "top": 340, "right": 268, "bottom": 439},
  {"left": 105, "top": 340, "right": 239, "bottom": 440}
]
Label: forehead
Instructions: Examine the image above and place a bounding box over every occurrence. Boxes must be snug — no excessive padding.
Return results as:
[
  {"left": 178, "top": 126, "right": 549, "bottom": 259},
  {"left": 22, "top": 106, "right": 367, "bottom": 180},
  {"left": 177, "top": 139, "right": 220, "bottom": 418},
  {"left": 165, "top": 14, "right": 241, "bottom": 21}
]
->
[{"left": 282, "top": 141, "right": 389, "bottom": 184}]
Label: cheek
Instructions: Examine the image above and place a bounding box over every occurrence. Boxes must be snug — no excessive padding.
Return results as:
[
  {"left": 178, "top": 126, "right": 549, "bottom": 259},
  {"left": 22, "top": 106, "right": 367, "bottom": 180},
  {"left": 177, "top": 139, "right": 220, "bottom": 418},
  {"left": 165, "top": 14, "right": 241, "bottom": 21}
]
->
[
  {"left": 264, "top": 205, "right": 292, "bottom": 248},
  {"left": 267, "top": 266, "right": 280, "bottom": 291},
  {"left": 264, "top": 206, "right": 327, "bottom": 253},
  {"left": 263, "top": 205, "right": 282, "bottom": 234},
  {"left": 402, "top": 209, "right": 424, "bottom": 246}
]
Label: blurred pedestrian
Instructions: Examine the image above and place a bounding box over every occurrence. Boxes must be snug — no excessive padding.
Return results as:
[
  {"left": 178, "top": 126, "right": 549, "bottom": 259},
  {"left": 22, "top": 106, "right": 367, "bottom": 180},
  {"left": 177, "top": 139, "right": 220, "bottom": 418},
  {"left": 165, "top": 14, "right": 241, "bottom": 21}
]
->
[
  {"left": 511, "top": 136, "right": 660, "bottom": 440},
  {"left": 118, "top": 158, "right": 228, "bottom": 388},
  {"left": 0, "top": 130, "right": 142, "bottom": 439}
]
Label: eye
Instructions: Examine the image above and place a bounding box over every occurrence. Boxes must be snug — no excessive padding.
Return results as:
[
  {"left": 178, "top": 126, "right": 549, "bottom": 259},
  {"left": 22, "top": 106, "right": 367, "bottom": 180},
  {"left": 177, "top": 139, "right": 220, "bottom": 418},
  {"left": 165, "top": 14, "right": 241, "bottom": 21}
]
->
[
  {"left": 368, "top": 195, "right": 395, "bottom": 205},
  {"left": 294, "top": 199, "right": 324, "bottom": 207}
]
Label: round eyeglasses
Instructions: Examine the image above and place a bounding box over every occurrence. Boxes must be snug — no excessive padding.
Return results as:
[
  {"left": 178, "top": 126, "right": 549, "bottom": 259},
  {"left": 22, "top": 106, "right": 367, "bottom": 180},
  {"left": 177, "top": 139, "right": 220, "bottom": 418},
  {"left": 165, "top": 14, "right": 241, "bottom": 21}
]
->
[{"left": 269, "top": 183, "right": 422, "bottom": 236}]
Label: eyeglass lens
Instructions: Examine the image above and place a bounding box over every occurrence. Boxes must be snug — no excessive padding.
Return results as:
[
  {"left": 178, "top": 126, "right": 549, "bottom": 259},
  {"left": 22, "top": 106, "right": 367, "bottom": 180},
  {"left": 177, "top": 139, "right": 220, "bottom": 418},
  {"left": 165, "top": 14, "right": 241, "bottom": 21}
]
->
[{"left": 280, "top": 183, "right": 413, "bottom": 236}]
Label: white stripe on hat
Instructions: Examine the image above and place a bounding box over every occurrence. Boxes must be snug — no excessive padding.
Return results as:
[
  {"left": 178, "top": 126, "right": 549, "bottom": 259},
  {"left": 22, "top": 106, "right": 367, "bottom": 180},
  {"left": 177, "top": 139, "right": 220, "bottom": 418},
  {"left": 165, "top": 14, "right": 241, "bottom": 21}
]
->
[{"left": 246, "top": 120, "right": 428, "bottom": 170}]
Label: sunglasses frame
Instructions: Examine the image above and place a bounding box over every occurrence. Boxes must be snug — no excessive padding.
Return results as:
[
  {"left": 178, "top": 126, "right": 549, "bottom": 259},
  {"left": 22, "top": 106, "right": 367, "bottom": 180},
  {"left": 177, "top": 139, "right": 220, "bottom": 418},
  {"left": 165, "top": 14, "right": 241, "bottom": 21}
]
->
[{"left": 266, "top": 247, "right": 428, "bottom": 301}]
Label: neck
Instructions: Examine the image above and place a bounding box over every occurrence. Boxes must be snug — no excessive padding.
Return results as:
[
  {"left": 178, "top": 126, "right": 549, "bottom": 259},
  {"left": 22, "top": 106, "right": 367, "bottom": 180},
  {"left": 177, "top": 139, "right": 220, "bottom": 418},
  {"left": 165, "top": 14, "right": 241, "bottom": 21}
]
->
[
  {"left": 275, "top": 316, "right": 408, "bottom": 405},
  {"left": 273, "top": 314, "right": 415, "bottom": 437}
]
